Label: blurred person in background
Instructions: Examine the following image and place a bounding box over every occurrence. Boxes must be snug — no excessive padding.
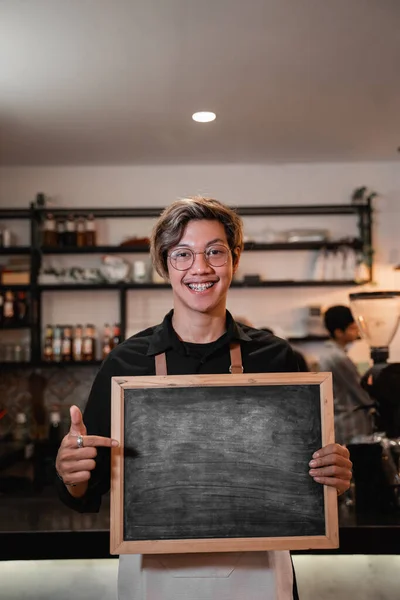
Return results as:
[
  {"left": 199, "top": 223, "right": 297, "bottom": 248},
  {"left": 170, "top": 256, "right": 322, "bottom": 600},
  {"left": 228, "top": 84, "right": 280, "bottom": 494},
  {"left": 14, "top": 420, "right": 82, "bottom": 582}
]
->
[{"left": 319, "top": 305, "right": 375, "bottom": 445}]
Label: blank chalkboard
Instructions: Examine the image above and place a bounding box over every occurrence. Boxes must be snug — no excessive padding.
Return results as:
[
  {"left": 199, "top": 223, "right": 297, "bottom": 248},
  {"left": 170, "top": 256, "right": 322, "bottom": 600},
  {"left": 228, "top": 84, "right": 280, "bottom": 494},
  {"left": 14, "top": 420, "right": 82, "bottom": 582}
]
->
[{"left": 110, "top": 373, "right": 337, "bottom": 554}]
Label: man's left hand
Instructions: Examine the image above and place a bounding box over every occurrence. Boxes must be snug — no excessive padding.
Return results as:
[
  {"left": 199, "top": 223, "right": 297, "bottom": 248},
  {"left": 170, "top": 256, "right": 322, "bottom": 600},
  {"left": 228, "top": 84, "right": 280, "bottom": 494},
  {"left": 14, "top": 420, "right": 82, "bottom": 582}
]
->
[{"left": 309, "top": 443, "right": 352, "bottom": 495}]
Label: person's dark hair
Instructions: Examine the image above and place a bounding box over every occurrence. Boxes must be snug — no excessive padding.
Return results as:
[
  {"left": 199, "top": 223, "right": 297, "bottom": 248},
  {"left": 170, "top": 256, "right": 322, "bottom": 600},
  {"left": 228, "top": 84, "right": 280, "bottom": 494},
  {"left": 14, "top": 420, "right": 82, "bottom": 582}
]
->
[
  {"left": 324, "top": 305, "right": 354, "bottom": 338},
  {"left": 150, "top": 196, "right": 244, "bottom": 279}
]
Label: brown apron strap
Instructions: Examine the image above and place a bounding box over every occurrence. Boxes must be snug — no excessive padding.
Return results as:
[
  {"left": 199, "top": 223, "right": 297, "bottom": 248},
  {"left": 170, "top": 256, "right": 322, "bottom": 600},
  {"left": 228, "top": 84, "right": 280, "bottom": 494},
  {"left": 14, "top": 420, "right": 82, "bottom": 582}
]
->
[
  {"left": 155, "top": 352, "right": 167, "bottom": 376},
  {"left": 229, "top": 342, "right": 243, "bottom": 374},
  {"left": 154, "top": 342, "right": 243, "bottom": 376}
]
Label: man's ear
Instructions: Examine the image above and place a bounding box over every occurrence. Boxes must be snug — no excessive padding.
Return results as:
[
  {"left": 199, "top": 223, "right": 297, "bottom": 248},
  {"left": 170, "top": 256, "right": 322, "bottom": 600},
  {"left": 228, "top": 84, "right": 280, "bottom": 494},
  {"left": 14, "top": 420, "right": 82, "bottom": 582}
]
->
[
  {"left": 333, "top": 327, "right": 344, "bottom": 341},
  {"left": 232, "top": 247, "right": 241, "bottom": 273}
]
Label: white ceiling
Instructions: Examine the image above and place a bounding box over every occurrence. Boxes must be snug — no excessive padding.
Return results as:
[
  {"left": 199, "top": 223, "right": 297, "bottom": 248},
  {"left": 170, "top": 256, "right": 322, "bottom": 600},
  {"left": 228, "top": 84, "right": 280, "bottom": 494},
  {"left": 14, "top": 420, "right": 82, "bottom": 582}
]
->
[{"left": 0, "top": 0, "right": 399, "bottom": 166}]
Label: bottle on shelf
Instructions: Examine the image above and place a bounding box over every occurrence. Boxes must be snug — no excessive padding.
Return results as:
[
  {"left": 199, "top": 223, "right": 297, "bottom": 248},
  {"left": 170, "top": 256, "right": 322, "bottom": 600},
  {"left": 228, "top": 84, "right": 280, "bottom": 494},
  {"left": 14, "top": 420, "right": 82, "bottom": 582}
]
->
[
  {"left": 84, "top": 214, "right": 97, "bottom": 246},
  {"left": 82, "top": 324, "right": 96, "bottom": 361},
  {"left": 72, "top": 324, "right": 83, "bottom": 361},
  {"left": 52, "top": 325, "right": 62, "bottom": 362},
  {"left": 76, "top": 217, "right": 86, "bottom": 247},
  {"left": 14, "top": 412, "right": 30, "bottom": 443},
  {"left": 1, "top": 228, "right": 12, "bottom": 247},
  {"left": 64, "top": 214, "right": 77, "bottom": 246},
  {"left": 0, "top": 292, "right": 4, "bottom": 326},
  {"left": 16, "top": 291, "right": 28, "bottom": 325},
  {"left": 42, "top": 213, "right": 58, "bottom": 247},
  {"left": 61, "top": 326, "right": 72, "bottom": 361},
  {"left": 102, "top": 323, "right": 112, "bottom": 359},
  {"left": 56, "top": 219, "right": 66, "bottom": 247},
  {"left": 112, "top": 323, "right": 121, "bottom": 348},
  {"left": 3, "top": 290, "right": 15, "bottom": 326},
  {"left": 13, "top": 344, "right": 23, "bottom": 362},
  {"left": 43, "top": 325, "right": 54, "bottom": 361}
]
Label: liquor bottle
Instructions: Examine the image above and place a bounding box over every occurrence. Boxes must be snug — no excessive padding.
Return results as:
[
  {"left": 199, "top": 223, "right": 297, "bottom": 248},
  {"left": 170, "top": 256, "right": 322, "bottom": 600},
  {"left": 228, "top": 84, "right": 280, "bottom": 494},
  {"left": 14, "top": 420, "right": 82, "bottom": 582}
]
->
[
  {"left": 112, "top": 323, "right": 121, "bottom": 348},
  {"left": 2, "top": 229, "right": 12, "bottom": 247},
  {"left": 76, "top": 217, "right": 86, "bottom": 247},
  {"left": 84, "top": 214, "right": 97, "bottom": 246},
  {"left": 82, "top": 324, "right": 95, "bottom": 361},
  {"left": 3, "top": 290, "right": 15, "bottom": 326},
  {"left": 72, "top": 325, "right": 83, "bottom": 361},
  {"left": 42, "top": 213, "right": 57, "bottom": 247},
  {"left": 102, "top": 323, "right": 112, "bottom": 358},
  {"left": 0, "top": 292, "right": 4, "bottom": 326},
  {"left": 43, "top": 325, "right": 54, "bottom": 361},
  {"left": 17, "top": 292, "right": 28, "bottom": 325},
  {"left": 61, "top": 326, "right": 72, "bottom": 361},
  {"left": 52, "top": 325, "right": 62, "bottom": 362},
  {"left": 64, "top": 214, "right": 77, "bottom": 246},
  {"left": 56, "top": 219, "right": 66, "bottom": 247}
]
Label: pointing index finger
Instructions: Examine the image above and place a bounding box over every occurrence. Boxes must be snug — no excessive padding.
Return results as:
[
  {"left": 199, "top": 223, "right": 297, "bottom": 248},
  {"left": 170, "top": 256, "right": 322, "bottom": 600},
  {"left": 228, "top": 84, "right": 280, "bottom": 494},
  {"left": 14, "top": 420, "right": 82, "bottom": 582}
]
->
[{"left": 72, "top": 435, "right": 119, "bottom": 448}]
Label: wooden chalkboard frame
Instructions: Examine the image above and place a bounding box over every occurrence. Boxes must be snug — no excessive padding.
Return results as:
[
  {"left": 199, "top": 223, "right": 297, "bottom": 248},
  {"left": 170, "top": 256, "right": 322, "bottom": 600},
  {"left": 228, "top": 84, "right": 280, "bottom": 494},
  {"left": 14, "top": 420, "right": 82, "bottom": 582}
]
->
[{"left": 110, "top": 372, "right": 338, "bottom": 555}]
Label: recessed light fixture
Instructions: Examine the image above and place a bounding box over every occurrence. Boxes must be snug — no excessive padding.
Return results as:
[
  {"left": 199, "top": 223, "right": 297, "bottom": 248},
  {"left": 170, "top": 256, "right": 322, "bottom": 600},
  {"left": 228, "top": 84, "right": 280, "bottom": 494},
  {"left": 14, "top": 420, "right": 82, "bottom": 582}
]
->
[{"left": 192, "top": 111, "right": 216, "bottom": 123}]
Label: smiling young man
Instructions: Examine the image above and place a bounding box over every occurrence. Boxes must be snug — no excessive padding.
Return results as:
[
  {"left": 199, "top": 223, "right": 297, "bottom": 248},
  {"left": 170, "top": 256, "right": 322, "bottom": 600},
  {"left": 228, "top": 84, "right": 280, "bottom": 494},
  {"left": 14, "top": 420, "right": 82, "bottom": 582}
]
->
[{"left": 56, "top": 197, "right": 352, "bottom": 600}]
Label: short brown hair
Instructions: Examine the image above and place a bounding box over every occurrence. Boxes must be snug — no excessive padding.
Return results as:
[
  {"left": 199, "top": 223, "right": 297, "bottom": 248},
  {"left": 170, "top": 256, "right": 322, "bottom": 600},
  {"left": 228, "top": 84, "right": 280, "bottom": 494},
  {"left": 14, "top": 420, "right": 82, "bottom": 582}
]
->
[{"left": 150, "top": 196, "right": 244, "bottom": 279}]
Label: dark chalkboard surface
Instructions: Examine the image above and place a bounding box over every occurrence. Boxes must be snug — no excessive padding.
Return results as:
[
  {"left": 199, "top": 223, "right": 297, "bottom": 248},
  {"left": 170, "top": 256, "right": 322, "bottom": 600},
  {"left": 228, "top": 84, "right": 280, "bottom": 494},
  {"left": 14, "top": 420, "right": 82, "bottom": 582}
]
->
[{"left": 110, "top": 373, "right": 337, "bottom": 554}]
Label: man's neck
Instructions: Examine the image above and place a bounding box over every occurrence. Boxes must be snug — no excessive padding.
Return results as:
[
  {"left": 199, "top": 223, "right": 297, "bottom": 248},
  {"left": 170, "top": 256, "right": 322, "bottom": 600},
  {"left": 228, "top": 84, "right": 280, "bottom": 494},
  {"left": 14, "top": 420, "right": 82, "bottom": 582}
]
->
[
  {"left": 332, "top": 337, "right": 347, "bottom": 350},
  {"left": 172, "top": 311, "right": 226, "bottom": 344}
]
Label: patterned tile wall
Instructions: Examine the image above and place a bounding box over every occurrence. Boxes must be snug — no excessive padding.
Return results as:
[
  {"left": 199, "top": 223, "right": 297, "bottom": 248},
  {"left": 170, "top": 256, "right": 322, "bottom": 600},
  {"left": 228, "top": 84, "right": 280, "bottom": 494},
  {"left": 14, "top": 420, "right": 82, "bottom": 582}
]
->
[{"left": 0, "top": 366, "right": 98, "bottom": 440}]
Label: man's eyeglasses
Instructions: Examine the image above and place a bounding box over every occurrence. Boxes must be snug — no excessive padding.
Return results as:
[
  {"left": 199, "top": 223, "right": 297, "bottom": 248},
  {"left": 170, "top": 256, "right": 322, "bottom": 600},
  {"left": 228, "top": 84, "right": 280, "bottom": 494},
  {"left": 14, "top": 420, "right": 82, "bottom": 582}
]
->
[{"left": 168, "top": 245, "right": 230, "bottom": 271}]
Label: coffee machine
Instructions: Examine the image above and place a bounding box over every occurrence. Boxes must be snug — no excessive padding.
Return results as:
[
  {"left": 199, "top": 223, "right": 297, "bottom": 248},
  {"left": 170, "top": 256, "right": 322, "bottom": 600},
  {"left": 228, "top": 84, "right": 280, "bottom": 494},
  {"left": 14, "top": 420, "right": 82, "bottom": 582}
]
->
[
  {"left": 347, "top": 291, "right": 400, "bottom": 513},
  {"left": 349, "top": 291, "right": 400, "bottom": 438}
]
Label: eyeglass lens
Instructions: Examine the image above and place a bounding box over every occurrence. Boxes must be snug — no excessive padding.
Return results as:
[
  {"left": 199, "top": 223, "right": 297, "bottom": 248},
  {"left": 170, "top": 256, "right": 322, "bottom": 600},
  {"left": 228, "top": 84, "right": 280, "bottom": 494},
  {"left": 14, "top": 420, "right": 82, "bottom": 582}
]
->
[{"left": 169, "top": 245, "right": 229, "bottom": 270}]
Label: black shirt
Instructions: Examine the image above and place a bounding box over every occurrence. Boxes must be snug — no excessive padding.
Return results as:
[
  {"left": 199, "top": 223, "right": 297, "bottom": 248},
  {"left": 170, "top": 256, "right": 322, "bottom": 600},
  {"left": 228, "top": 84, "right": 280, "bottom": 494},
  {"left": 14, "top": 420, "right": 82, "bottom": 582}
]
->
[
  {"left": 57, "top": 310, "right": 299, "bottom": 513},
  {"left": 57, "top": 310, "right": 301, "bottom": 599}
]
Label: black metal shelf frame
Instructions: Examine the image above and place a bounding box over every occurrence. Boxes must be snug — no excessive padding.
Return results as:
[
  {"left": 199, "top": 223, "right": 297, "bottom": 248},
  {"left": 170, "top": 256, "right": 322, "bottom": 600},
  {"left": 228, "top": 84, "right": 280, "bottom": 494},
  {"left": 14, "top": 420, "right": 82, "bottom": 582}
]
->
[
  {"left": 0, "top": 360, "right": 103, "bottom": 370},
  {"left": 37, "top": 238, "right": 363, "bottom": 255},
  {"left": 35, "top": 279, "right": 369, "bottom": 292},
  {"left": 0, "top": 246, "right": 31, "bottom": 255},
  {"left": 30, "top": 203, "right": 370, "bottom": 218},
  {"left": 0, "top": 201, "right": 373, "bottom": 365}
]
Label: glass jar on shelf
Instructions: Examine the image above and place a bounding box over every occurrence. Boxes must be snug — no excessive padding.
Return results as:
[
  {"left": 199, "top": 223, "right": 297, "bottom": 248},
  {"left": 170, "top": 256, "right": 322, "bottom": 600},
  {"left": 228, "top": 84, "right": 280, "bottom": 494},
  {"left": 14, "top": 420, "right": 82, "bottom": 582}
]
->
[
  {"left": 42, "top": 213, "right": 57, "bottom": 247},
  {"left": 84, "top": 214, "right": 97, "bottom": 246}
]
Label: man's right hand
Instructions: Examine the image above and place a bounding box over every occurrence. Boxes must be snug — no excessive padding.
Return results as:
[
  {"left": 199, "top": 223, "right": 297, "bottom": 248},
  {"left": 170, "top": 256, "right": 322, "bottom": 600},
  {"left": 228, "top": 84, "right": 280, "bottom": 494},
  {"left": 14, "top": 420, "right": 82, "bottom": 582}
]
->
[{"left": 55, "top": 405, "right": 119, "bottom": 497}]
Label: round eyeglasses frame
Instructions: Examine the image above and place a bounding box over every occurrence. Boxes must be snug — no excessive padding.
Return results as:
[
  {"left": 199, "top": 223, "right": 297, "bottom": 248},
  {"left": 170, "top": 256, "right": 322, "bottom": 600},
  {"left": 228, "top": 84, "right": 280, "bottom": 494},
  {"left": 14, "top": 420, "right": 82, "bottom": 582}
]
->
[{"left": 168, "top": 245, "right": 231, "bottom": 271}]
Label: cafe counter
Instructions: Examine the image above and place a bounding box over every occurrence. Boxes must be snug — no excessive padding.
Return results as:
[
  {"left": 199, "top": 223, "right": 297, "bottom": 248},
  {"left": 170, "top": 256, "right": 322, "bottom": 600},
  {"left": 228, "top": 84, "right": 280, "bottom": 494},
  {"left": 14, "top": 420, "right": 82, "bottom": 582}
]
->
[{"left": 0, "top": 488, "right": 399, "bottom": 561}]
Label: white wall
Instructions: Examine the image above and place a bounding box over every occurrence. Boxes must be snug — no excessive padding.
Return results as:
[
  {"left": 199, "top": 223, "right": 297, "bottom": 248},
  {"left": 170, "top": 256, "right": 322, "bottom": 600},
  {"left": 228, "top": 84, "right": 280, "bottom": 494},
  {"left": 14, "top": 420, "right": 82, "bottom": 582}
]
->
[{"left": 1, "top": 162, "right": 400, "bottom": 363}]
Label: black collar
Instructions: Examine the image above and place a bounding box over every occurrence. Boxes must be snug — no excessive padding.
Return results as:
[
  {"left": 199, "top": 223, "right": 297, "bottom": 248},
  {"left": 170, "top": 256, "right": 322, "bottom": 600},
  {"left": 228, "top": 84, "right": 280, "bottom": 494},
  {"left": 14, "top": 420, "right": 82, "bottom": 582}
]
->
[{"left": 146, "top": 310, "right": 251, "bottom": 357}]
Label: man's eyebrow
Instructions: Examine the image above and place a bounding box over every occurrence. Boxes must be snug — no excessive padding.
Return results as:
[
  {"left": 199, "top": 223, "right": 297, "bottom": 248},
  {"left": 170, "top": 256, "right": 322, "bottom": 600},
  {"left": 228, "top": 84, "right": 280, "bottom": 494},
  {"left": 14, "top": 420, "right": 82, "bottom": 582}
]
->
[{"left": 174, "top": 238, "right": 226, "bottom": 248}]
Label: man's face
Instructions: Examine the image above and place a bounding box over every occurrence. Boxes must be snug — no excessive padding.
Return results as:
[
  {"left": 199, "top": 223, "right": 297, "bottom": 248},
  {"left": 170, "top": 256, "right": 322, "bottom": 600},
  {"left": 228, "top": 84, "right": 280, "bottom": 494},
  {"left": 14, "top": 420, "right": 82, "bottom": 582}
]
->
[
  {"left": 342, "top": 321, "right": 361, "bottom": 344},
  {"left": 167, "top": 219, "right": 239, "bottom": 319}
]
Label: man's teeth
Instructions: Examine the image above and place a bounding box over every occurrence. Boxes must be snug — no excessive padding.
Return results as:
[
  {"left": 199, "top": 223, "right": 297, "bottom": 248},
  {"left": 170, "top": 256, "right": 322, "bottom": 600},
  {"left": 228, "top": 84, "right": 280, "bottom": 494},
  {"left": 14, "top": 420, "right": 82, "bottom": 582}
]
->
[{"left": 187, "top": 282, "right": 215, "bottom": 291}]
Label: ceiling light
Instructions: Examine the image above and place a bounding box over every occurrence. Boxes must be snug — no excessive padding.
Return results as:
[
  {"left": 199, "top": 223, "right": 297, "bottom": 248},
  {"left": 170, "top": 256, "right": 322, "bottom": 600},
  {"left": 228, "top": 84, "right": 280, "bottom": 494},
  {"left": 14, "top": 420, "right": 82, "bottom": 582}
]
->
[{"left": 192, "top": 111, "right": 216, "bottom": 123}]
